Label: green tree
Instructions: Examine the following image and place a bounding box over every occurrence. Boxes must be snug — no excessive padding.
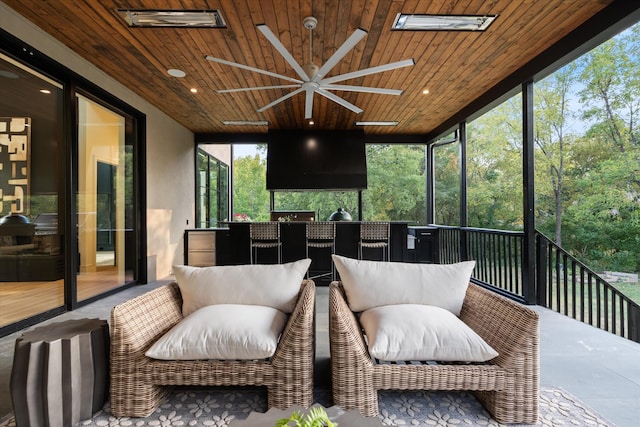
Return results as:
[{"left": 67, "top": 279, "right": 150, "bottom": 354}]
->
[
  {"left": 363, "top": 145, "right": 426, "bottom": 223},
  {"left": 433, "top": 142, "right": 460, "bottom": 225},
  {"left": 534, "top": 65, "right": 578, "bottom": 246},
  {"left": 466, "top": 95, "right": 523, "bottom": 230},
  {"left": 232, "top": 154, "right": 270, "bottom": 221},
  {"left": 563, "top": 27, "right": 640, "bottom": 272}
]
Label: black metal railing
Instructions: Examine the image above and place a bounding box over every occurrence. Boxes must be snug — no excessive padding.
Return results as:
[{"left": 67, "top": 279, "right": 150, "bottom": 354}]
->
[
  {"left": 466, "top": 228, "right": 524, "bottom": 298},
  {"left": 436, "top": 225, "right": 461, "bottom": 264},
  {"left": 536, "top": 232, "right": 640, "bottom": 343},
  {"left": 432, "top": 225, "right": 640, "bottom": 343},
  {"left": 434, "top": 226, "right": 525, "bottom": 298}
]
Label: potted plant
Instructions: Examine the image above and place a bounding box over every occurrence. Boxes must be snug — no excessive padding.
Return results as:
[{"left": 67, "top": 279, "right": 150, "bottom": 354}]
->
[{"left": 275, "top": 407, "right": 337, "bottom": 427}]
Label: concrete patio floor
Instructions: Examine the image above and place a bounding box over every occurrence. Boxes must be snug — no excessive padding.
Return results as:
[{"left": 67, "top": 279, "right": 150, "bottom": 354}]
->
[{"left": 1, "top": 278, "right": 639, "bottom": 426}]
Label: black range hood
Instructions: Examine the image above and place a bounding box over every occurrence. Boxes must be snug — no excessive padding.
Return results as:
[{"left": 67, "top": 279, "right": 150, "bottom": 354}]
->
[{"left": 266, "top": 129, "right": 367, "bottom": 191}]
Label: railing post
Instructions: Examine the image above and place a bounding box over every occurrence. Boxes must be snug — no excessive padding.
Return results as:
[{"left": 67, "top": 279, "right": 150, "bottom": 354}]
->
[
  {"left": 536, "top": 233, "right": 548, "bottom": 307},
  {"left": 522, "top": 80, "right": 537, "bottom": 304},
  {"left": 630, "top": 305, "right": 640, "bottom": 343},
  {"left": 459, "top": 122, "right": 469, "bottom": 261}
]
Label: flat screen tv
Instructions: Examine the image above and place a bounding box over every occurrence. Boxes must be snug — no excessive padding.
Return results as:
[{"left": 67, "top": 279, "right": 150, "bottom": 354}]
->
[{"left": 266, "top": 129, "right": 367, "bottom": 191}]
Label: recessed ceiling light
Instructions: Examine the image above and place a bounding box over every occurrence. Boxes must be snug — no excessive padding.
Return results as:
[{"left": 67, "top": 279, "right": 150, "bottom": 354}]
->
[
  {"left": 190, "top": 88, "right": 198, "bottom": 93},
  {"left": 117, "top": 10, "right": 226, "bottom": 28},
  {"left": 392, "top": 14, "right": 497, "bottom": 31},
  {"left": 354, "top": 121, "right": 399, "bottom": 126},
  {"left": 40, "top": 89, "right": 51, "bottom": 94},
  {"left": 222, "top": 120, "right": 269, "bottom": 126},
  {"left": 168, "top": 69, "right": 186, "bottom": 77},
  {"left": 422, "top": 89, "right": 430, "bottom": 95}
]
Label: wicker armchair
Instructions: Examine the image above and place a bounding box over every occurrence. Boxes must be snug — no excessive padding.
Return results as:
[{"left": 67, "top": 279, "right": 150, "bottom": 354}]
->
[
  {"left": 329, "top": 281, "right": 539, "bottom": 424},
  {"left": 110, "top": 280, "right": 316, "bottom": 417}
]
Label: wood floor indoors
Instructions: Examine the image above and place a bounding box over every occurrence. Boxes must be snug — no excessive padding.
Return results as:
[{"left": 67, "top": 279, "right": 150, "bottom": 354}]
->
[{"left": 0, "top": 268, "right": 132, "bottom": 327}]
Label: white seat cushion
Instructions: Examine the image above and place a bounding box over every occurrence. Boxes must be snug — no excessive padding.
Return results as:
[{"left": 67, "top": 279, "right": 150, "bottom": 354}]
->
[
  {"left": 145, "top": 304, "right": 288, "bottom": 360},
  {"left": 173, "top": 258, "right": 311, "bottom": 316},
  {"left": 359, "top": 304, "right": 498, "bottom": 362},
  {"left": 332, "top": 255, "right": 475, "bottom": 315}
]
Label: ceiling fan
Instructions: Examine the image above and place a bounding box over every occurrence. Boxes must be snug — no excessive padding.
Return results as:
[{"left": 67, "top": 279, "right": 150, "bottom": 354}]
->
[{"left": 205, "top": 16, "right": 415, "bottom": 120}]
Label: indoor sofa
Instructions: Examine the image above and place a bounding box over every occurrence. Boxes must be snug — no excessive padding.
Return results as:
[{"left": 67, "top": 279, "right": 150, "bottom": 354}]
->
[
  {"left": 329, "top": 255, "right": 539, "bottom": 424},
  {"left": 110, "top": 259, "right": 315, "bottom": 417}
]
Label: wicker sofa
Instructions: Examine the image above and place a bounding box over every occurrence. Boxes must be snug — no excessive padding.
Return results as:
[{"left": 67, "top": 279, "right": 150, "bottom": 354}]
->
[
  {"left": 329, "top": 280, "right": 539, "bottom": 424},
  {"left": 110, "top": 279, "right": 316, "bottom": 417}
]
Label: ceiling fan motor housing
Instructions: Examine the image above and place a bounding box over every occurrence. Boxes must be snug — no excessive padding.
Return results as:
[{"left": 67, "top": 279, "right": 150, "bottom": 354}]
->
[
  {"left": 303, "top": 16, "right": 318, "bottom": 30},
  {"left": 303, "top": 62, "right": 319, "bottom": 79}
]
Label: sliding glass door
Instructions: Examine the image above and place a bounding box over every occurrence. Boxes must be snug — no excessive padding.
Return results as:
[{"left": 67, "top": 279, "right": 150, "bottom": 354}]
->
[
  {"left": 76, "top": 94, "right": 134, "bottom": 301},
  {"left": 0, "top": 53, "right": 65, "bottom": 328}
]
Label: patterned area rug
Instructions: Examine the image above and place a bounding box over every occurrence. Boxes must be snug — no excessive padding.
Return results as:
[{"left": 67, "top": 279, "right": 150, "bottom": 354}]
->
[{"left": 0, "top": 387, "right": 613, "bottom": 427}]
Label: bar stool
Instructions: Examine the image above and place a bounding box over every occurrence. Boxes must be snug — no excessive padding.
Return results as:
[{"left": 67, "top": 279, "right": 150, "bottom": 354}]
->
[
  {"left": 249, "top": 222, "right": 281, "bottom": 264},
  {"left": 306, "top": 221, "right": 336, "bottom": 281},
  {"left": 358, "top": 222, "right": 390, "bottom": 261}
]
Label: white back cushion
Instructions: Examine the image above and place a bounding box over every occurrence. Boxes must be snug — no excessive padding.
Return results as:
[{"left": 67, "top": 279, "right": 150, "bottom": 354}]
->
[
  {"left": 174, "top": 258, "right": 311, "bottom": 316},
  {"left": 145, "top": 304, "right": 287, "bottom": 360},
  {"left": 332, "top": 255, "right": 475, "bottom": 315},
  {"left": 360, "top": 304, "right": 498, "bottom": 362}
]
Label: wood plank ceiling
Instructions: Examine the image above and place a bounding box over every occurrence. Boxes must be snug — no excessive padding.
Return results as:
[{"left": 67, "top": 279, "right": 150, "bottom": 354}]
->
[{"left": 1, "top": 0, "right": 625, "bottom": 137}]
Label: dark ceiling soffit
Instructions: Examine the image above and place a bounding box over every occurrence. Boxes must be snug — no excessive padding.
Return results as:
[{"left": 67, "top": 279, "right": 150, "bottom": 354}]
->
[
  {"left": 424, "top": 0, "right": 640, "bottom": 143},
  {"left": 195, "top": 133, "right": 268, "bottom": 144},
  {"left": 195, "top": 132, "right": 429, "bottom": 144}
]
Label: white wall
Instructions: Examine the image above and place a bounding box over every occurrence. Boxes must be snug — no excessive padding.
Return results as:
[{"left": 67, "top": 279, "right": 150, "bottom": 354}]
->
[{"left": 0, "top": 2, "right": 195, "bottom": 281}]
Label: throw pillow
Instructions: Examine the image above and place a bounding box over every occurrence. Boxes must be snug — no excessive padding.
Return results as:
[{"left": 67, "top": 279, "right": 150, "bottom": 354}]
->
[
  {"left": 173, "top": 258, "right": 311, "bottom": 316},
  {"left": 359, "top": 304, "right": 498, "bottom": 362},
  {"left": 145, "top": 304, "right": 287, "bottom": 360},
  {"left": 332, "top": 255, "right": 475, "bottom": 315}
]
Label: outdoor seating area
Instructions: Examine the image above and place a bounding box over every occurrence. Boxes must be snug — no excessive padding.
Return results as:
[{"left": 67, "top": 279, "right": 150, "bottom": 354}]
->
[
  {"left": 110, "top": 260, "right": 315, "bottom": 417},
  {"left": 107, "top": 257, "right": 540, "bottom": 422},
  {"left": 329, "top": 256, "right": 539, "bottom": 423},
  {"left": 3, "top": 264, "right": 640, "bottom": 426},
  {"left": 330, "top": 280, "right": 540, "bottom": 423}
]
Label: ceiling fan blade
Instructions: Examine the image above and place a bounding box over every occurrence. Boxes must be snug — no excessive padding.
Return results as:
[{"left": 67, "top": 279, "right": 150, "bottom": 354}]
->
[
  {"left": 304, "top": 88, "right": 314, "bottom": 119},
  {"left": 314, "top": 28, "right": 367, "bottom": 82},
  {"left": 205, "top": 56, "right": 304, "bottom": 84},
  {"left": 316, "top": 88, "right": 363, "bottom": 114},
  {"left": 257, "top": 87, "right": 305, "bottom": 113},
  {"left": 322, "top": 84, "right": 403, "bottom": 95},
  {"left": 257, "top": 24, "right": 310, "bottom": 81},
  {"left": 321, "top": 58, "right": 415, "bottom": 85},
  {"left": 217, "top": 84, "right": 301, "bottom": 93}
]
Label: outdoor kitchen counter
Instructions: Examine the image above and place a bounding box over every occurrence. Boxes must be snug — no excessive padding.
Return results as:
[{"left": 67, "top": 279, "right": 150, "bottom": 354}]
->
[{"left": 184, "top": 221, "right": 410, "bottom": 268}]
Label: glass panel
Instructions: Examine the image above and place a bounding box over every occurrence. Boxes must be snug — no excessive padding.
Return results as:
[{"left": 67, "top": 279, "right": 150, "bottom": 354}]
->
[
  {"left": 433, "top": 142, "right": 460, "bottom": 225},
  {"left": 364, "top": 144, "right": 427, "bottom": 223},
  {"left": 467, "top": 94, "right": 523, "bottom": 230},
  {"left": 233, "top": 144, "right": 269, "bottom": 221},
  {"left": 209, "top": 157, "right": 218, "bottom": 226},
  {"left": 534, "top": 23, "right": 640, "bottom": 277},
  {"left": 198, "top": 181, "right": 207, "bottom": 228},
  {"left": 195, "top": 147, "right": 230, "bottom": 228},
  {"left": 219, "top": 163, "right": 229, "bottom": 223},
  {"left": 0, "top": 53, "right": 65, "bottom": 327},
  {"left": 196, "top": 151, "right": 207, "bottom": 227},
  {"left": 76, "top": 94, "right": 133, "bottom": 301}
]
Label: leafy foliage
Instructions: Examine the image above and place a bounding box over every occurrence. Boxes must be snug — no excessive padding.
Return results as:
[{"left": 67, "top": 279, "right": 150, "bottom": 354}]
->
[{"left": 275, "top": 407, "right": 337, "bottom": 427}]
